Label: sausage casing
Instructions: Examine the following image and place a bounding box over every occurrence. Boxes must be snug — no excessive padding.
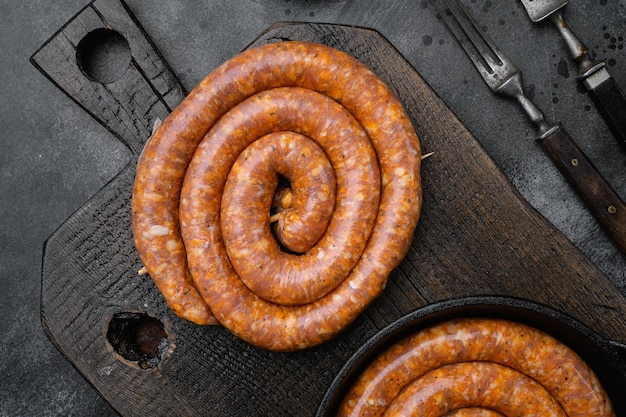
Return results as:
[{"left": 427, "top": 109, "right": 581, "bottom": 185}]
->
[
  {"left": 443, "top": 409, "right": 504, "bottom": 417},
  {"left": 132, "top": 41, "right": 422, "bottom": 350},
  {"left": 338, "top": 318, "right": 615, "bottom": 416},
  {"left": 220, "top": 129, "right": 364, "bottom": 305},
  {"left": 384, "top": 362, "right": 568, "bottom": 417},
  {"left": 180, "top": 87, "right": 383, "bottom": 349}
]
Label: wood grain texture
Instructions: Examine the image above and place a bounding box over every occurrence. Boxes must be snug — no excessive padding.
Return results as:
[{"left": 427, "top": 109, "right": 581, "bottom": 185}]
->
[
  {"left": 30, "top": 0, "right": 185, "bottom": 155},
  {"left": 541, "top": 127, "right": 626, "bottom": 254},
  {"left": 35, "top": 2, "right": 626, "bottom": 415}
]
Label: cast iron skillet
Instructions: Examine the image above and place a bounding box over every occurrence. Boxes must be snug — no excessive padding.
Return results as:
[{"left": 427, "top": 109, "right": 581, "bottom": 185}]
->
[{"left": 316, "top": 295, "right": 626, "bottom": 416}]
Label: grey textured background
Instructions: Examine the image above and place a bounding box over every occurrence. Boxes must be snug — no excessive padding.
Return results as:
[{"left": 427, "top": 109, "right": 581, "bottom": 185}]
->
[{"left": 1, "top": 0, "right": 625, "bottom": 415}]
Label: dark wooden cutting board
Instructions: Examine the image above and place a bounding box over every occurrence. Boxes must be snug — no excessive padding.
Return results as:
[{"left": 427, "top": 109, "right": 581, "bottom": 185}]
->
[{"left": 31, "top": 0, "right": 626, "bottom": 415}]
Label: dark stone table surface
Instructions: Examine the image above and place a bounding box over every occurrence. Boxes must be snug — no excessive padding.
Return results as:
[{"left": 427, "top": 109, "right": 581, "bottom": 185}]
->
[{"left": 1, "top": 0, "right": 624, "bottom": 415}]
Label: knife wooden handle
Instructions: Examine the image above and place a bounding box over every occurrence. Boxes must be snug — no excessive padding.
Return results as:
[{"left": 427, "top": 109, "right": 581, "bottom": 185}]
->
[
  {"left": 584, "top": 69, "right": 626, "bottom": 152},
  {"left": 541, "top": 127, "right": 626, "bottom": 255}
]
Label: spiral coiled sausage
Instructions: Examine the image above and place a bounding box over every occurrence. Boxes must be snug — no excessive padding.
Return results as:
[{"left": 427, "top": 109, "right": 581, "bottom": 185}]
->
[
  {"left": 132, "top": 41, "right": 422, "bottom": 351},
  {"left": 337, "top": 318, "right": 615, "bottom": 416},
  {"left": 385, "top": 362, "right": 568, "bottom": 417}
]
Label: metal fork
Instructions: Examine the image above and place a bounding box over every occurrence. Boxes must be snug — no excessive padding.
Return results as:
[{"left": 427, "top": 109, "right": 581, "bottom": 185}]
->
[
  {"left": 431, "top": 0, "right": 559, "bottom": 139},
  {"left": 430, "top": 0, "right": 626, "bottom": 254}
]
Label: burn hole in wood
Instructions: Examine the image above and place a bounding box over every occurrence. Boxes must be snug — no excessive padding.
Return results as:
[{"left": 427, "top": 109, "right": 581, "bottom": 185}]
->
[
  {"left": 76, "top": 28, "right": 131, "bottom": 83},
  {"left": 106, "top": 312, "right": 168, "bottom": 370}
]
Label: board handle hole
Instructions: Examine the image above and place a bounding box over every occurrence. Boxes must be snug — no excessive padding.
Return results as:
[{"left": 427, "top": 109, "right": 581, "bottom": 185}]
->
[
  {"left": 106, "top": 312, "right": 168, "bottom": 370},
  {"left": 76, "top": 28, "right": 131, "bottom": 84}
]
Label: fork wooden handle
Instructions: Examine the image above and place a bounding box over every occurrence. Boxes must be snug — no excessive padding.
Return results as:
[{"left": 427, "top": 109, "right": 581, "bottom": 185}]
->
[{"left": 541, "top": 127, "right": 626, "bottom": 255}]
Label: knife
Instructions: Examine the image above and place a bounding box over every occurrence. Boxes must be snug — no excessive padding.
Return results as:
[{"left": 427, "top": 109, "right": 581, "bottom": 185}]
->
[{"left": 519, "top": 0, "right": 626, "bottom": 152}]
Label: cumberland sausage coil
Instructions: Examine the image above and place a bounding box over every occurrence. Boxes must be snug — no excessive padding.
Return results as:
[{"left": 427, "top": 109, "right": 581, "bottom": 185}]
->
[
  {"left": 131, "top": 41, "right": 422, "bottom": 351},
  {"left": 337, "top": 318, "right": 615, "bottom": 416},
  {"left": 386, "top": 362, "right": 568, "bottom": 416}
]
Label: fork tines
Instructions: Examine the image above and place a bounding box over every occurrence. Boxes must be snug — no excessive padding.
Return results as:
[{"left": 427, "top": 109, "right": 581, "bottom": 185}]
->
[
  {"left": 430, "top": 0, "right": 560, "bottom": 138},
  {"left": 430, "top": 0, "right": 519, "bottom": 92}
]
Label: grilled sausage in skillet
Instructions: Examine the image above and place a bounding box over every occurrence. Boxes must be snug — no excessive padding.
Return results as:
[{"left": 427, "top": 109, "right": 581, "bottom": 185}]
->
[
  {"left": 338, "top": 318, "right": 615, "bottom": 416},
  {"left": 384, "top": 362, "right": 567, "bottom": 417}
]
